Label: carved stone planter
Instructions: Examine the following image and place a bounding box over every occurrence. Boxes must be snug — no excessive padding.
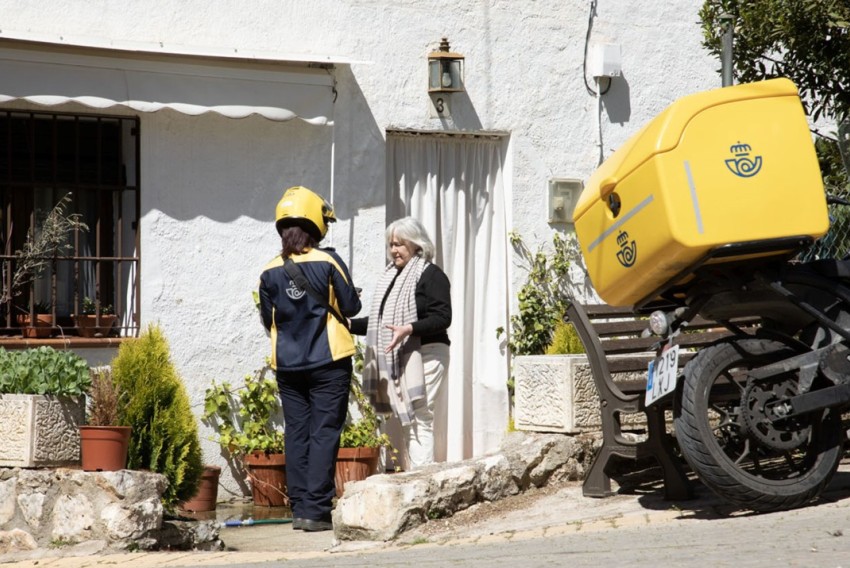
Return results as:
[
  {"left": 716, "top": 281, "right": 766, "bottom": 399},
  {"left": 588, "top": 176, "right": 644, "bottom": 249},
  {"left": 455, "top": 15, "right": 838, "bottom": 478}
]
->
[
  {"left": 0, "top": 394, "right": 85, "bottom": 467},
  {"left": 513, "top": 354, "right": 647, "bottom": 434},
  {"left": 514, "top": 355, "right": 593, "bottom": 434}
]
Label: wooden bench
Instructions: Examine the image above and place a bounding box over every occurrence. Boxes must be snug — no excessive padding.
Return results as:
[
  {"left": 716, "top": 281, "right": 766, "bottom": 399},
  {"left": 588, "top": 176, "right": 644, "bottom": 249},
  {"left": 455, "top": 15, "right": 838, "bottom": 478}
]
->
[{"left": 564, "top": 300, "right": 754, "bottom": 500}]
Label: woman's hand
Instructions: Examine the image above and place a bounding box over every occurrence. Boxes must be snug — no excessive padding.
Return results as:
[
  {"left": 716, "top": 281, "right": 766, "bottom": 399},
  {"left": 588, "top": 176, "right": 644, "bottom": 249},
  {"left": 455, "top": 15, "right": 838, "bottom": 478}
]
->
[{"left": 385, "top": 324, "right": 413, "bottom": 352}]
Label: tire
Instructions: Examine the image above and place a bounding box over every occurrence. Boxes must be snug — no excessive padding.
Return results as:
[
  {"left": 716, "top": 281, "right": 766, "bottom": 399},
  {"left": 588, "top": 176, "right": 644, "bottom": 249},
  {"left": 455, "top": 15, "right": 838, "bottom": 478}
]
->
[{"left": 675, "top": 337, "right": 844, "bottom": 512}]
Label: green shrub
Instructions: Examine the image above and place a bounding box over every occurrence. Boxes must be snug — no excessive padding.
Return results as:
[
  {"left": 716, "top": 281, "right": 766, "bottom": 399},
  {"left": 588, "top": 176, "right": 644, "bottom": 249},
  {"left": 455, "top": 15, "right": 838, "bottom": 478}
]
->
[
  {"left": 0, "top": 346, "right": 91, "bottom": 396},
  {"left": 112, "top": 324, "right": 203, "bottom": 509},
  {"left": 545, "top": 321, "right": 586, "bottom": 355}
]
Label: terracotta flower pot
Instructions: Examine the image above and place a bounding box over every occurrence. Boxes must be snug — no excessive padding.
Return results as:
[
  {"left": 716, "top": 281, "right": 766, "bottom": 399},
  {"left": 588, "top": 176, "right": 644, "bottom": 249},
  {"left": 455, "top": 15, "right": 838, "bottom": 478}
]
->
[
  {"left": 16, "top": 314, "right": 54, "bottom": 338},
  {"left": 76, "top": 314, "right": 117, "bottom": 337},
  {"left": 79, "top": 425, "right": 131, "bottom": 471},
  {"left": 335, "top": 447, "right": 380, "bottom": 498},
  {"left": 179, "top": 465, "right": 222, "bottom": 513},
  {"left": 243, "top": 452, "right": 288, "bottom": 507}
]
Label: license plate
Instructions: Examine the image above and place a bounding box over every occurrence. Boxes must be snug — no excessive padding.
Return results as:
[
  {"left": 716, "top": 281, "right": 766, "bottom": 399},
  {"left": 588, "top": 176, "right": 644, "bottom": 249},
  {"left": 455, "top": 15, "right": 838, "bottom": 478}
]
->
[{"left": 645, "top": 344, "right": 680, "bottom": 406}]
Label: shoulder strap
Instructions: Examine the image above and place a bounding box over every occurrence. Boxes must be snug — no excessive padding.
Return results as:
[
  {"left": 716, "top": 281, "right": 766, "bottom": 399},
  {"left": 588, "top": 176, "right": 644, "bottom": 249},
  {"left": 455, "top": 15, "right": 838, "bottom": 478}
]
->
[{"left": 283, "top": 258, "right": 350, "bottom": 330}]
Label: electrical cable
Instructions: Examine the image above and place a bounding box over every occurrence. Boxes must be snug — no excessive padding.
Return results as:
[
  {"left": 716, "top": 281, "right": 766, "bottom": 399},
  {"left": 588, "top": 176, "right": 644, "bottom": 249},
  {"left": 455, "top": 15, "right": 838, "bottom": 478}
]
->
[
  {"left": 596, "top": 80, "right": 604, "bottom": 165},
  {"left": 582, "top": 0, "right": 612, "bottom": 97}
]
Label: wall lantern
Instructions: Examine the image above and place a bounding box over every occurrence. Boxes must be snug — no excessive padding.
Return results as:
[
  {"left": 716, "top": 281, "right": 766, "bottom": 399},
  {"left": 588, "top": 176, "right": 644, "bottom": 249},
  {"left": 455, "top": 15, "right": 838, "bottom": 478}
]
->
[{"left": 428, "top": 37, "right": 464, "bottom": 93}]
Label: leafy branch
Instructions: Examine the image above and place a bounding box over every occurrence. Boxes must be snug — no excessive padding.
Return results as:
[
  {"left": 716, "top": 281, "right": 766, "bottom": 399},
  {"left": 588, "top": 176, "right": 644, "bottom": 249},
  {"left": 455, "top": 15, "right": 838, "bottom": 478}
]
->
[{"left": 2, "top": 193, "right": 88, "bottom": 306}]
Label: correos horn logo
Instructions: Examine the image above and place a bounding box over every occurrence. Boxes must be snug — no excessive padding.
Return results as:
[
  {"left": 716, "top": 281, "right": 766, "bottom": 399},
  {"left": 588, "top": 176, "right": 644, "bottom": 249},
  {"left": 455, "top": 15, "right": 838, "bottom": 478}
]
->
[
  {"left": 725, "top": 142, "right": 762, "bottom": 178},
  {"left": 615, "top": 230, "right": 637, "bottom": 268},
  {"left": 285, "top": 279, "right": 306, "bottom": 300}
]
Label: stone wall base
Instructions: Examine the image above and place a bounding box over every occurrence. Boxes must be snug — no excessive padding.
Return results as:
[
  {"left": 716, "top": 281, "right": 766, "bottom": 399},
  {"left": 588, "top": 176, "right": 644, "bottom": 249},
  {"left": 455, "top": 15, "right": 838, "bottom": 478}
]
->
[{"left": 0, "top": 468, "right": 221, "bottom": 558}]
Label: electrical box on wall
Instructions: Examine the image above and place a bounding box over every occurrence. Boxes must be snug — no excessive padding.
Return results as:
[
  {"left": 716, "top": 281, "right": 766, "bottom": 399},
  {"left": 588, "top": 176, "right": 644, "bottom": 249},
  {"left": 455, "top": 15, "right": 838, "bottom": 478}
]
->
[
  {"left": 548, "top": 178, "right": 583, "bottom": 224},
  {"left": 588, "top": 42, "right": 622, "bottom": 78}
]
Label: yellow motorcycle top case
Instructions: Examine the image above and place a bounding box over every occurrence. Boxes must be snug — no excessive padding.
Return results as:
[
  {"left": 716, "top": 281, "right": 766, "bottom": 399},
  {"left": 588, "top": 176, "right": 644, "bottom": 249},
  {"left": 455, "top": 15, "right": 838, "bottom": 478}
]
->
[{"left": 573, "top": 78, "right": 828, "bottom": 307}]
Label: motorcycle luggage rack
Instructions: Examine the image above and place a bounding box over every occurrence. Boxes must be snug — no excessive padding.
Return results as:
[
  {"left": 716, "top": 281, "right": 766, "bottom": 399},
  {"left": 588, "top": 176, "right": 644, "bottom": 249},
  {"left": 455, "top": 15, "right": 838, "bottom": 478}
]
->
[{"left": 634, "top": 235, "right": 815, "bottom": 313}]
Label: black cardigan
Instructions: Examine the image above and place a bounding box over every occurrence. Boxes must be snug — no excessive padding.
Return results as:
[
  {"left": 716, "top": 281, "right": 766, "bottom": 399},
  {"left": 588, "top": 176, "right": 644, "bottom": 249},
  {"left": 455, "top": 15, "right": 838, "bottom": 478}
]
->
[{"left": 350, "top": 263, "right": 451, "bottom": 345}]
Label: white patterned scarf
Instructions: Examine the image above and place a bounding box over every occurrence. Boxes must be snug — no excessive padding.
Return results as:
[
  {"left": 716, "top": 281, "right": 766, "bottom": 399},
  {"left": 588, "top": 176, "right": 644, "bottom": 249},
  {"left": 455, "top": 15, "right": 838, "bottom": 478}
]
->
[{"left": 362, "top": 255, "right": 428, "bottom": 426}]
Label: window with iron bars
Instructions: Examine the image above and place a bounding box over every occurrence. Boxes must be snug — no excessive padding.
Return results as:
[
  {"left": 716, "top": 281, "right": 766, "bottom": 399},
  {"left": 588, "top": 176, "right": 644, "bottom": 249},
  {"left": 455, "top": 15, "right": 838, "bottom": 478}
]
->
[{"left": 0, "top": 109, "right": 140, "bottom": 339}]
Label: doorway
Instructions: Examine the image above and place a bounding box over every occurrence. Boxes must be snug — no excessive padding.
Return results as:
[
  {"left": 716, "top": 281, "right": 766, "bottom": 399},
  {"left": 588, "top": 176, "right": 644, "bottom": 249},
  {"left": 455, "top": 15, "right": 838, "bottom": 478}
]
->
[{"left": 385, "top": 130, "right": 511, "bottom": 463}]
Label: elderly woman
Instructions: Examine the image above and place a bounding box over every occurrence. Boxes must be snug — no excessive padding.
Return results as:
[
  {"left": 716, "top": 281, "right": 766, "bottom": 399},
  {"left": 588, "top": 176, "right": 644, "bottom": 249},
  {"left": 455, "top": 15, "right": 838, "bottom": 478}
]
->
[{"left": 349, "top": 216, "right": 451, "bottom": 469}]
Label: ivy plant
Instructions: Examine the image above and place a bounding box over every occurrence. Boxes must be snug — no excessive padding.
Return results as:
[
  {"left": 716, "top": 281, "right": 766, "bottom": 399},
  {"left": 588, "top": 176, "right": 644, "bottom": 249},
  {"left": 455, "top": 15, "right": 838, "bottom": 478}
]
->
[
  {"left": 497, "top": 231, "right": 583, "bottom": 356},
  {"left": 203, "top": 363, "right": 285, "bottom": 458}
]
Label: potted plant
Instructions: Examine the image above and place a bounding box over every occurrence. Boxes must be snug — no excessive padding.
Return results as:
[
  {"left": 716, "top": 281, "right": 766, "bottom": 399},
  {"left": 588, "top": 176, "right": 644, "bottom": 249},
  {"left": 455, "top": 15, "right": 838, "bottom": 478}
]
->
[
  {"left": 178, "top": 464, "right": 222, "bottom": 514},
  {"left": 79, "top": 367, "right": 132, "bottom": 471},
  {"left": 0, "top": 346, "right": 90, "bottom": 467},
  {"left": 336, "top": 374, "right": 395, "bottom": 497},
  {"left": 203, "top": 363, "right": 287, "bottom": 507},
  {"left": 76, "top": 297, "right": 117, "bottom": 338},
  {"left": 0, "top": 193, "right": 87, "bottom": 336},
  {"left": 498, "top": 231, "right": 598, "bottom": 434},
  {"left": 16, "top": 301, "right": 54, "bottom": 338},
  {"left": 110, "top": 324, "right": 204, "bottom": 510}
]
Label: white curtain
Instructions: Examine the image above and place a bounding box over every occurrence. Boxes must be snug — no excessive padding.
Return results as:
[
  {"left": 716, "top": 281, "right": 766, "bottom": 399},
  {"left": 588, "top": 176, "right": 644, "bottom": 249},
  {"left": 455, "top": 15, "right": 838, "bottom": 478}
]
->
[{"left": 386, "top": 132, "right": 510, "bottom": 463}]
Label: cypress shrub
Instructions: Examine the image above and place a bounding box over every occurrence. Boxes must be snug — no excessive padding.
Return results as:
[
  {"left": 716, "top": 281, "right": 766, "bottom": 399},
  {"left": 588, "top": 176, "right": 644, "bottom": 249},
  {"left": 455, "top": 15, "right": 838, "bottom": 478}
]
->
[
  {"left": 112, "top": 324, "right": 203, "bottom": 509},
  {"left": 545, "top": 320, "right": 586, "bottom": 355}
]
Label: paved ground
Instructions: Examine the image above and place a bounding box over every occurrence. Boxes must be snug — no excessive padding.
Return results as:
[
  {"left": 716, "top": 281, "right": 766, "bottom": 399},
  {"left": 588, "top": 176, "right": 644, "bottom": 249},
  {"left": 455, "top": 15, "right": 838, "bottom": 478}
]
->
[{"left": 7, "top": 461, "right": 850, "bottom": 567}]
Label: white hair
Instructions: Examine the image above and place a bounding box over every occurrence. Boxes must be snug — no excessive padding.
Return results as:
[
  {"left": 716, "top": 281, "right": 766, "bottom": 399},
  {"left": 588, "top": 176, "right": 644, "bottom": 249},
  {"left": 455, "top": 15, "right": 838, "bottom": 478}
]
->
[{"left": 386, "top": 216, "right": 435, "bottom": 262}]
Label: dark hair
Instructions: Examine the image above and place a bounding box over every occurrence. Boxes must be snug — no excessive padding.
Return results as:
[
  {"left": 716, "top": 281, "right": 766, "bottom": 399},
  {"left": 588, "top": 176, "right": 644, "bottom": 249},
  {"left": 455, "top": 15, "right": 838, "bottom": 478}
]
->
[{"left": 280, "top": 225, "right": 317, "bottom": 258}]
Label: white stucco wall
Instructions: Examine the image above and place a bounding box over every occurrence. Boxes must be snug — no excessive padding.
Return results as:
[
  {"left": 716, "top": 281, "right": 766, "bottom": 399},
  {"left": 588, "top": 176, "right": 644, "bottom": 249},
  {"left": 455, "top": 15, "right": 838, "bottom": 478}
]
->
[{"left": 0, "top": 0, "right": 722, "bottom": 494}]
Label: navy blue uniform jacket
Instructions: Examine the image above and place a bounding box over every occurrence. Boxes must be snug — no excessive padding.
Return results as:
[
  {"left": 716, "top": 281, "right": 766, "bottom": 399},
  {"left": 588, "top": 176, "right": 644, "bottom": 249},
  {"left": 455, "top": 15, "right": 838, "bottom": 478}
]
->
[{"left": 259, "top": 247, "right": 362, "bottom": 371}]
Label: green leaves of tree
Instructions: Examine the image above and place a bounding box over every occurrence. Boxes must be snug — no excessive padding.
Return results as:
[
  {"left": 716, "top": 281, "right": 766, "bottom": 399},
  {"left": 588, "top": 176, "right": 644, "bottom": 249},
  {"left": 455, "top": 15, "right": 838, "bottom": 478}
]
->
[{"left": 700, "top": 0, "right": 850, "bottom": 122}]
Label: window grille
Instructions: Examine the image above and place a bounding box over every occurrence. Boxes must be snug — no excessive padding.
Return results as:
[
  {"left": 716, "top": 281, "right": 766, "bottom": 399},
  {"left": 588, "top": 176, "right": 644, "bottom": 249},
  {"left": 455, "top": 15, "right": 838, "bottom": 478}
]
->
[{"left": 0, "top": 109, "right": 140, "bottom": 339}]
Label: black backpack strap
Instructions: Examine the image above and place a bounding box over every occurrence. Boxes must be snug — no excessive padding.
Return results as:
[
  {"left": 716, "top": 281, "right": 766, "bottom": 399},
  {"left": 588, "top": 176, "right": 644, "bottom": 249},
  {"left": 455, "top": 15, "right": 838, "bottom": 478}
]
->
[{"left": 283, "top": 258, "right": 350, "bottom": 330}]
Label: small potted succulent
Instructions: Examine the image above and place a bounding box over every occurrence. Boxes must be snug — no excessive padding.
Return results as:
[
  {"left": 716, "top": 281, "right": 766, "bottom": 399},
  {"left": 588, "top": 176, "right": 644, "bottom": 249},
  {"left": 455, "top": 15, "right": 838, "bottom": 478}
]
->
[{"left": 76, "top": 297, "right": 117, "bottom": 338}]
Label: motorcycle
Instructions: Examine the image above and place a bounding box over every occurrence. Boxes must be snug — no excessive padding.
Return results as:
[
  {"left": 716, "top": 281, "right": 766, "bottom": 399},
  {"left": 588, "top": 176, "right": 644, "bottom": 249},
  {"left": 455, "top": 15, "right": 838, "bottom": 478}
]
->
[
  {"left": 643, "top": 227, "right": 850, "bottom": 512},
  {"left": 573, "top": 78, "right": 849, "bottom": 512}
]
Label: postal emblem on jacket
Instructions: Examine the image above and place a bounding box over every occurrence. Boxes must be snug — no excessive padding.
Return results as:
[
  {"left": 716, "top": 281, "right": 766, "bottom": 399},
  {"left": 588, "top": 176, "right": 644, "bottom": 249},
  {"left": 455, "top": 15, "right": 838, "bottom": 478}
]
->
[{"left": 285, "top": 279, "right": 307, "bottom": 300}]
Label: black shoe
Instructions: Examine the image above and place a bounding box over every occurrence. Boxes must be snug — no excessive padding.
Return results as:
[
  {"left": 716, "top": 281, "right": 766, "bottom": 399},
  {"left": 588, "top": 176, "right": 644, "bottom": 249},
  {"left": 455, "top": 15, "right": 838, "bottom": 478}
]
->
[
  {"left": 301, "top": 519, "right": 333, "bottom": 532},
  {"left": 292, "top": 518, "right": 306, "bottom": 530}
]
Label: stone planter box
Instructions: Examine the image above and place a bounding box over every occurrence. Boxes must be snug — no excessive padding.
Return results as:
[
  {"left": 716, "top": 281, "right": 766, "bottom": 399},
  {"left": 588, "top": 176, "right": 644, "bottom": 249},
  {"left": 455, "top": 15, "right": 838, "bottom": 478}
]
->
[
  {"left": 513, "top": 354, "right": 647, "bottom": 434},
  {"left": 0, "top": 394, "right": 85, "bottom": 467}
]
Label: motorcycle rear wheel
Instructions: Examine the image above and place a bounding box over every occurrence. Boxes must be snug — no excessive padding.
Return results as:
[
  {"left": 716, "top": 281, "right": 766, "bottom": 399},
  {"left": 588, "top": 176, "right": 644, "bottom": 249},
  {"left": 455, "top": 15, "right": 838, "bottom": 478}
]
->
[{"left": 675, "top": 337, "right": 844, "bottom": 512}]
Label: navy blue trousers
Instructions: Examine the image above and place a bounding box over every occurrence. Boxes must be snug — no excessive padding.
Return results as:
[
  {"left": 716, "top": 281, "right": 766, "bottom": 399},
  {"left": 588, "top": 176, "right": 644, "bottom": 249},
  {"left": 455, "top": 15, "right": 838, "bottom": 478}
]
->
[{"left": 276, "top": 358, "right": 351, "bottom": 522}]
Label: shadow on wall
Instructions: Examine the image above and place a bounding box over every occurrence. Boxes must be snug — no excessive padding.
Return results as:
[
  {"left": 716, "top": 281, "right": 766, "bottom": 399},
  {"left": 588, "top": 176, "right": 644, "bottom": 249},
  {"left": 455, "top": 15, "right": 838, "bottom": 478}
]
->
[
  {"left": 329, "top": 65, "right": 386, "bottom": 218},
  {"left": 601, "top": 73, "right": 631, "bottom": 125},
  {"left": 139, "top": 64, "right": 384, "bottom": 227},
  {"left": 429, "top": 90, "right": 484, "bottom": 132}
]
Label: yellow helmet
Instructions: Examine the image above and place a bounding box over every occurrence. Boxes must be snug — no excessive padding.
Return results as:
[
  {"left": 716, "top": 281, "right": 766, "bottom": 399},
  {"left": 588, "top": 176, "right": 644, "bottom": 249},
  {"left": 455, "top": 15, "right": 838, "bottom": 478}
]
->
[{"left": 274, "top": 186, "right": 336, "bottom": 240}]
